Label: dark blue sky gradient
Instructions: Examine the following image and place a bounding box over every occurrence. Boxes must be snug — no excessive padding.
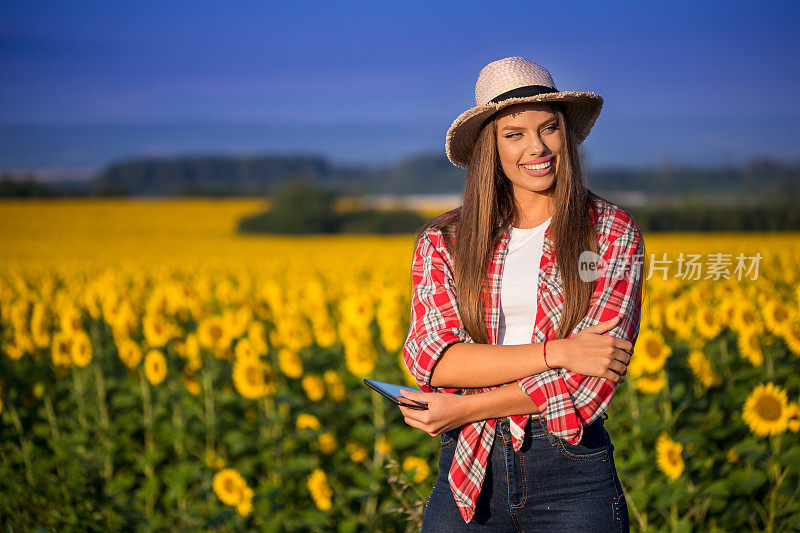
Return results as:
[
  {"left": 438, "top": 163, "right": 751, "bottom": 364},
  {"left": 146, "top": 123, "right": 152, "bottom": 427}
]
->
[{"left": 1, "top": 0, "right": 798, "bottom": 170}]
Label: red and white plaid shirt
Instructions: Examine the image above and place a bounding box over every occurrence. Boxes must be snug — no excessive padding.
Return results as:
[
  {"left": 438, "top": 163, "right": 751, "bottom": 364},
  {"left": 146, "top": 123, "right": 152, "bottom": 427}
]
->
[{"left": 402, "top": 192, "right": 644, "bottom": 523}]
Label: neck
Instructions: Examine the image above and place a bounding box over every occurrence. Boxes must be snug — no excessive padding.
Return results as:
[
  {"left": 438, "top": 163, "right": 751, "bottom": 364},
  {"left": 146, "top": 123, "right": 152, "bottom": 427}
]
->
[{"left": 513, "top": 188, "right": 553, "bottom": 228}]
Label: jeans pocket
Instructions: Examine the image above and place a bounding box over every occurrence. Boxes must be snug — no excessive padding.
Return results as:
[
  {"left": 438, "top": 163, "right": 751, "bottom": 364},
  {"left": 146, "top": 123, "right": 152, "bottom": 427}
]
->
[
  {"left": 440, "top": 428, "right": 458, "bottom": 448},
  {"left": 555, "top": 423, "right": 611, "bottom": 462}
]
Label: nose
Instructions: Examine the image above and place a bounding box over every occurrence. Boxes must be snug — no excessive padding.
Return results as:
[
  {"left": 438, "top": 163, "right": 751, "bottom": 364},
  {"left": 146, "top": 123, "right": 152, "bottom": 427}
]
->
[{"left": 526, "top": 132, "right": 547, "bottom": 156}]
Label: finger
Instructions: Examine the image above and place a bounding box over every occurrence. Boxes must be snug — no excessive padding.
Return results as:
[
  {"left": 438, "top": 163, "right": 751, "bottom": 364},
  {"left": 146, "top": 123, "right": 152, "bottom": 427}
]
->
[
  {"left": 398, "top": 405, "right": 425, "bottom": 423},
  {"left": 608, "top": 359, "right": 628, "bottom": 375},
  {"left": 402, "top": 414, "right": 428, "bottom": 432},
  {"left": 399, "top": 389, "right": 430, "bottom": 401},
  {"left": 583, "top": 316, "right": 620, "bottom": 334},
  {"left": 613, "top": 338, "right": 634, "bottom": 354}
]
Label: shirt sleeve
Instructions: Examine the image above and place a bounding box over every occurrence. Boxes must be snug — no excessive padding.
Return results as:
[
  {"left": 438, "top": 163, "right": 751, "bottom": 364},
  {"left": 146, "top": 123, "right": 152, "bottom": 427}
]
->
[
  {"left": 402, "top": 230, "right": 475, "bottom": 392},
  {"left": 518, "top": 215, "right": 644, "bottom": 444}
]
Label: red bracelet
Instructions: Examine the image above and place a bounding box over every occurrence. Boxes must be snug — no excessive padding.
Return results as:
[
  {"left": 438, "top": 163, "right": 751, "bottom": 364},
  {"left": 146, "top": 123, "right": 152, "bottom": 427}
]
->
[{"left": 543, "top": 338, "right": 554, "bottom": 370}]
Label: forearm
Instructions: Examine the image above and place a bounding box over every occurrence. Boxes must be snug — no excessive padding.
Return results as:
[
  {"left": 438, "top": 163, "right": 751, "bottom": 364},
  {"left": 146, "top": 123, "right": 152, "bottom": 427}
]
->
[
  {"left": 462, "top": 382, "right": 541, "bottom": 423},
  {"left": 429, "top": 339, "right": 567, "bottom": 388}
]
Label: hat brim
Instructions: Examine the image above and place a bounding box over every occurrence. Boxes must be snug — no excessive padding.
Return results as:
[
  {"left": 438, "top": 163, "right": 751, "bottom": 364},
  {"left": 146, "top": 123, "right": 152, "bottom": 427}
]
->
[{"left": 445, "top": 92, "right": 603, "bottom": 168}]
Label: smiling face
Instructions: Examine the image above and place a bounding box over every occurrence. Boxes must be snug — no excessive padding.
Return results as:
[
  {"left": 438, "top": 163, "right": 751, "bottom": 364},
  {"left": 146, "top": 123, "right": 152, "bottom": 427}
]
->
[{"left": 495, "top": 102, "right": 563, "bottom": 203}]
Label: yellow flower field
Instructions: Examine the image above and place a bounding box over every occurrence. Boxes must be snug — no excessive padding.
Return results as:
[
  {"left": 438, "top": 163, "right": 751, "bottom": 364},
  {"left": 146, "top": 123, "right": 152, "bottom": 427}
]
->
[{"left": 1, "top": 199, "right": 799, "bottom": 531}]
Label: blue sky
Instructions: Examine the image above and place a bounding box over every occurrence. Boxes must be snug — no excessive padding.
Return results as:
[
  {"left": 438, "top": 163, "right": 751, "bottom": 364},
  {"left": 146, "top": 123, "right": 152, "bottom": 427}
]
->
[{"left": 1, "top": 0, "right": 798, "bottom": 172}]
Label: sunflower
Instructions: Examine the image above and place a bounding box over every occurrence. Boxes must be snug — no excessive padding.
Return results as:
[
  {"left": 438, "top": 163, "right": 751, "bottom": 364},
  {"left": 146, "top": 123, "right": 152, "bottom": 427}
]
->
[
  {"left": 786, "top": 402, "right": 800, "bottom": 433},
  {"left": 142, "top": 312, "right": 173, "bottom": 348},
  {"left": 323, "top": 370, "right": 346, "bottom": 402},
  {"left": 296, "top": 413, "right": 321, "bottom": 431},
  {"left": 7, "top": 333, "right": 34, "bottom": 361},
  {"left": 655, "top": 432, "right": 684, "bottom": 481},
  {"left": 117, "top": 337, "right": 143, "bottom": 368},
  {"left": 212, "top": 468, "right": 246, "bottom": 506},
  {"left": 762, "top": 300, "right": 792, "bottom": 337},
  {"left": 664, "top": 298, "right": 693, "bottom": 340},
  {"left": 402, "top": 456, "right": 431, "bottom": 483},
  {"left": 236, "top": 485, "right": 254, "bottom": 517},
  {"left": 232, "top": 358, "right": 277, "bottom": 400},
  {"left": 732, "top": 301, "right": 763, "bottom": 335},
  {"left": 197, "top": 315, "right": 232, "bottom": 352},
  {"left": 737, "top": 327, "right": 764, "bottom": 366},
  {"left": 144, "top": 349, "right": 168, "bottom": 386},
  {"left": 277, "top": 348, "right": 303, "bottom": 379},
  {"left": 70, "top": 330, "right": 93, "bottom": 367},
  {"left": 58, "top": 303, "right": 83, "bottom": 335},
  {"left": 742, "top": 382, "right": 790, "bottom": 437},
  {"left": 345, "top": 442, "right": 368, "bottom": 463},
  {"left": 183, "top": 374, "right": 201, "bottom": 395},
  {"left": 376, "top": 435, "right": 392, "bottom": 455},
  {"left": 781, "top": 320, "right": 800, "bottom": 356},
  {"left": 717, "top": 298, "right": 738, "bottom": 328},
  {"left": 318, "top": 432, "right": 338, "bottom": 454},
  {"left": 307, "top": 468, "right": 333, "bottom": 511},
  {"left": 312, "top": 316, "right": 338, "bottom": 348},
  {"left": 632, "top": 371, "right": 666, "bottom": 395},
  {"left": 234, "top": 338, "right": 257, "bottom": 361},
  {"left": 633, "top": 330, "right": 672, "bottom": 374},
  {"left": 247, "top": 321, "right": 269, "bottom": 355},
  {"left": 344, "top": 338, "right": 377, "bottom": 377},
  {"left": 695, "top": 306, "right": 722, "bottom": 340},
  {"left": 687, "top": 350, "right": 721, "bottom": 388},
  {"left": 30, "top": 302, "right": 51, "bottom": 348},
  {"left": 301, "top": 373, "right": 325, "bottom": 402},
  {"left": 51, "top": 331, "right": 72, "bottom": 367},
  {"left": 184, "top": 333, "right": 202, "bottom": 372}
]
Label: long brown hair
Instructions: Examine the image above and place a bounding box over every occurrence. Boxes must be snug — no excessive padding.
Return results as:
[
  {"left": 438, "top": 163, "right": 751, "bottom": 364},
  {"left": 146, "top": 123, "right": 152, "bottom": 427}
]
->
[{"left": 415, "top": 102, "right": 599, "bottom": 342}]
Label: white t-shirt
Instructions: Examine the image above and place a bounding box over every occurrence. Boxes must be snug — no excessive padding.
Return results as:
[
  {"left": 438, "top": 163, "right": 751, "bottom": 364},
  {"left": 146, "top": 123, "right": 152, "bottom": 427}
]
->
[{"left": 497, "top": 217, "right": 551, "bottom": 345}]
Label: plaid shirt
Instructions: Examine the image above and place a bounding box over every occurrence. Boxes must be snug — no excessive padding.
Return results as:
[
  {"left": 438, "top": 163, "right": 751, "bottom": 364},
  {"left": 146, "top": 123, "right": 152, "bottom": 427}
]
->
[{"left": 402, "top": 193, "right": 644, "bottom": 524}]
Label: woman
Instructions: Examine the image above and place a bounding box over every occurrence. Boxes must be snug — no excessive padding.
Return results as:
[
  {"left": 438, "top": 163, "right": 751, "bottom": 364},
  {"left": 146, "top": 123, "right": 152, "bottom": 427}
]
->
[{"left": 398, "top": 57, "right": 644, "bottom": 531}]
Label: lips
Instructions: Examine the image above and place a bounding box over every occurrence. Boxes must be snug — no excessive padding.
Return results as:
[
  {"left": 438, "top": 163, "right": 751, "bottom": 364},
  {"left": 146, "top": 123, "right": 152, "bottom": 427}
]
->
[{"left": 520, "top": 156, "right": 554, "bottom": 165}]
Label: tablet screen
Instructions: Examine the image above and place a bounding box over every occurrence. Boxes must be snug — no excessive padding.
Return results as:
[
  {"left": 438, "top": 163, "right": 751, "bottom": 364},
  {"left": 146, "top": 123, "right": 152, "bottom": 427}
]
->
[{"left": 363, "top": 378, "right": 428, "bottom": 409}]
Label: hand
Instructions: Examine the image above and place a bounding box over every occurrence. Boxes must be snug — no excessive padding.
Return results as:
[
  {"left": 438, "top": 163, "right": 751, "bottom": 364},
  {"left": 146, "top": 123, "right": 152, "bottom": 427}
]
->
[
  {"left": 397, "top": 389, "right": 471, "bottom": 437},
  {"left": 551, "top": 316, "right": 631, "bottom": 383}
]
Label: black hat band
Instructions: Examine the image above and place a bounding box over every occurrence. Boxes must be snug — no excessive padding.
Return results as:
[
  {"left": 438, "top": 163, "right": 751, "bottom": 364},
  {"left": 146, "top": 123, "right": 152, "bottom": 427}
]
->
[{"left": 490, "top": 85, "right": 559, "bottom": 103}]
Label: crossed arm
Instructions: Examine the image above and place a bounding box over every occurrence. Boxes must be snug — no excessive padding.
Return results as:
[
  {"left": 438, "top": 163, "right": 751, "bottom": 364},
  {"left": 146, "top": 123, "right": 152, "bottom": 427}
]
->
[{"left": 401, "top": 219, "right": 643, "bottom": 438}]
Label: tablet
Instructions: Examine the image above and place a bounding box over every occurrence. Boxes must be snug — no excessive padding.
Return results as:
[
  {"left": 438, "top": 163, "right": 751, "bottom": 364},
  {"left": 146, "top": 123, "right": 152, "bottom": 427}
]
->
[{"left": 363, "top": 378, "right": 428, "bottom": 410}]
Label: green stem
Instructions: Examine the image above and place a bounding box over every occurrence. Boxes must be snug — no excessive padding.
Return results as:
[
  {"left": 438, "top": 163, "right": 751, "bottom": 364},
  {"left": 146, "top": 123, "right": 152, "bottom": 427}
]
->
[
  {"left": 662, "top": 368, "right": 674, "bottom": 430},
  {"left": 71, "top": 367, "right": 88, "bottom": 430},
  {"left": 764, "top": 342, "right": 775, "bottom": 380},
  {"left": 670, "top": 501, "right": 678, "bottom": 533},
  {"left": 171, "top": 399, "right": 186, "bottom": 514},
  {"left": 43, "top": 394, "right": 64, "bottom": 478},
  {"left": 363, "top": 389, "right": 386, "bottom": 520},
  {"left": 139, "top": 368, "right": 155, "bottom": 518},
  {"left": 627, "top": 386, "right": 643, "bottom": 453},
  {"left": 766, "top": 434, "right": 785, "bottom": 533},
  {"left": 618, "top": 476, "right": 647, "bottom": 531},
  {"left": 201, "top": 364, "right": 216, "bottom": 508},
  {"left": 93, "top": 361, "right": 113, "bottom": 481},
  {"left": 7, "top": 402, "right": 34, "bottom": 485}
]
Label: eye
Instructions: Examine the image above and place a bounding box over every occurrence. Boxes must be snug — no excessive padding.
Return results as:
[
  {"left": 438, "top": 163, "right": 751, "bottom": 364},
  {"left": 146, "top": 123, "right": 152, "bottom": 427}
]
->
[
  {"left": 504, "top": 133, "right": 522, "bottom": 138},
  {"left": 544, "top": 123, "right": 559, "bottom": 132}
]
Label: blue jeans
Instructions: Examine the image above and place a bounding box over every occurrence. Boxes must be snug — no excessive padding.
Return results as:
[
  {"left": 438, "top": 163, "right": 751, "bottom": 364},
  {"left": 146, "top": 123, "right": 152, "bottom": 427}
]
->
[{"left": 421, "top": 414, "right": 629, "bottom": 532}]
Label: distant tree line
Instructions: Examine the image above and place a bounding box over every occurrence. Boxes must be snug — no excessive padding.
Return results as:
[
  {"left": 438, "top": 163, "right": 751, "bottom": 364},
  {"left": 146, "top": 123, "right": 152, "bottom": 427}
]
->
[
  {"left": 628, "top": 200, "right": 800, "bottom": 232},
  {"left": 236, "top": 177, "right": 428, "bottom": 235}
]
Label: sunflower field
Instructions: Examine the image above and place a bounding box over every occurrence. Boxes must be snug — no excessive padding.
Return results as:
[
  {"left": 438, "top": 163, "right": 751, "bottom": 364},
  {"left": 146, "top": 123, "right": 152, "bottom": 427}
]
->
[{"left": 1, "top": 199, "right": 799, "bottom": 532}]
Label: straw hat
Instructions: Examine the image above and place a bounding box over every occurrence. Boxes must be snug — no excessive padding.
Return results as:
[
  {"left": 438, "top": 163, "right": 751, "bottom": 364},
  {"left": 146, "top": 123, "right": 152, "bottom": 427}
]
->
[{"left": 445, "top": 56, "right": 603, "bottom": 168}]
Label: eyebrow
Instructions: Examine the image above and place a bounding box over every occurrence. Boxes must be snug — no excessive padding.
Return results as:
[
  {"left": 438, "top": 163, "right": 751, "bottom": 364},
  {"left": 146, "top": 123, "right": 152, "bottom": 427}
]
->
[{"left": 500, "top": 118, "right": 558, "bottom": 131}]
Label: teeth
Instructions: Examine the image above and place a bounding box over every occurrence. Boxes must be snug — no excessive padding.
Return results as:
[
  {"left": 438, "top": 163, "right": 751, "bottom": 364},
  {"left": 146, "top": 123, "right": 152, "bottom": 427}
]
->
[{"left": 522, "top": 160, "right": 552, "bottom": 171}]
